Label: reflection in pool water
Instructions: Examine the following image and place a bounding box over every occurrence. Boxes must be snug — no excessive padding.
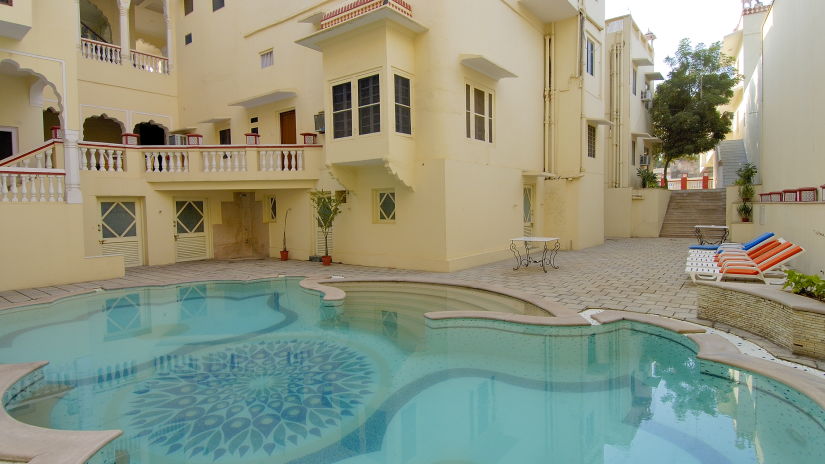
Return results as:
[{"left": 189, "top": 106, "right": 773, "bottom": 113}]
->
[{"left": 0, "top": 278, "right": 823, "bottom": 464}]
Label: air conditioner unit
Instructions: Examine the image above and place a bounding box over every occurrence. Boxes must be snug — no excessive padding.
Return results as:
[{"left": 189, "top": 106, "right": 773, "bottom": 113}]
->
[
  {"left": 641, "top": 90, "right": 652, "bottom": 101},
  {"left": 168, "top": 134, "right": 187, "bottom": 145},
  {"left": 314, "top": 112, "right": 325, "bottom": 134},
  {"left": 640, "top": 155, "right": 651, "bottom": 166}
]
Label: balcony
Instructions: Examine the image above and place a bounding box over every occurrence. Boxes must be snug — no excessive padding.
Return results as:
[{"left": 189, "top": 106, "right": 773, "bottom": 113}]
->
[
  {"left": 519, "top": 0, "right": 578, "bottom": 23},
  {"left": 78, "top": 142, "right": 323, "bottom": 189},
  {"left": 81, "top": 38, "right": 169, "bottom": 74},
  {"left": 0, "top": 0, "right": 32, "bottom": 39}
]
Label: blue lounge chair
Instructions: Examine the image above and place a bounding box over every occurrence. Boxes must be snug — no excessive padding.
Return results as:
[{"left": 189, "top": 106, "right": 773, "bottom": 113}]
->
[{"left": 688, "top": 232, "right": 775, "bottom": 253}]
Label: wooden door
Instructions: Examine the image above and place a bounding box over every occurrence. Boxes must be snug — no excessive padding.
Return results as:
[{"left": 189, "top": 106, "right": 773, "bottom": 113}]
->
[
  {"left": 100, "top": 199, "right": 144, "bottom": 267},
  {"left": 280, "top": 110, "right": 296, "bottom": 144},
  {"left": 175, "top": 199, "right": 209, "bottom": 262}
]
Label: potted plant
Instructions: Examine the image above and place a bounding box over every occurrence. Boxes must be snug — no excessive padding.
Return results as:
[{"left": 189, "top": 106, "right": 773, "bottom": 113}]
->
[
  {"left": 309, "top": 190, "right": 344, "bottom": 266},
  {"left": 737, "top": 202, "right": 753, "bottom": 222},
  {"left": 280, "top": 208, "right": 291, "bottom": 261},
  {"left": 636, "top": 168, "right": 659, "bottom": 189}
]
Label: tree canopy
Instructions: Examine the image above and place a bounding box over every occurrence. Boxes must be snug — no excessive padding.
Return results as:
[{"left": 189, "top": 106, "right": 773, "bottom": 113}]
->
[{"left": 650, "top": 39, "right": 739, "bottom": 181}]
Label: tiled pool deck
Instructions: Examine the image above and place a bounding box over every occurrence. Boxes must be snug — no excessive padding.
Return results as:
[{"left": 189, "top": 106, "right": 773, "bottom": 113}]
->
[{"left": 2, "top": 237, "right": 824, "bottom": 370}]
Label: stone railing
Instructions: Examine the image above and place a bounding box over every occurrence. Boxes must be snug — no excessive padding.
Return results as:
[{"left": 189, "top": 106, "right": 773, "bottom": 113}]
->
[
  {"left": 144, "top": 150, "right": 189, "bottom": 173},
  {"left": 81, "top": 38, "right": 122, "bottom": 65},
  {"left": 666, "top": 174, "right": 713, "bottom": 190},
  {"left": 137, "top": 145, "right": 316, "bottom": 177},
  {"left": 79, "top": 143, "right": 126, "bottom": 172},
  {"left": 202, "top": 150, "right": 247, "bottom": 172},
  {"left": 81, "top": 38, "right": 170, "bottom": 74},
  {"left": 0, "top": 167, "right": 66, "bottom": 202},
  {"left": 0, "top": 140, "right": 59, "bottom": 169},
  {"left": 321, "top": 0, "right": 413, "bottom": 29},
  {"left": 129, "top": 50, "right": 169, "bottom": 74},
  {"left": 259, "top": 149, "right": 304, "bottom": 172}
]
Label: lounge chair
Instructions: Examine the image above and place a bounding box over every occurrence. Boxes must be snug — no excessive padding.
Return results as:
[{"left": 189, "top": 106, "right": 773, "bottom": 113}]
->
[
  {"left": 687, "top": 239, "right": 782, "bottom": 264},
  {"left": 688, "top": 232, "right": 775, "bottom": 254},
  {"left": 686, "top": 243, "right": 804, "bottom": 284}
]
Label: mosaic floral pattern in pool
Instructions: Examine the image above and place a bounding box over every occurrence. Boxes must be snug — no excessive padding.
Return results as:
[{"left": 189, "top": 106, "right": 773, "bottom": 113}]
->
[{"left": 126, "top": 339, "right": 376, "bottom": 460}]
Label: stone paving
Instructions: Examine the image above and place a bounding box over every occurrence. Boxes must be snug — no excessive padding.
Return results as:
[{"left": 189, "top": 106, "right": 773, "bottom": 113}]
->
[{"left": 1, "top": 237, "right": 823, "bottom": 369}]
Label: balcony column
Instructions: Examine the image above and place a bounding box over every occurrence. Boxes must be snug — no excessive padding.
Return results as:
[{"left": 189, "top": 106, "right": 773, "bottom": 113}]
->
[
  {"left": 163, "top": 0, "right": 173, "bottom": 73},
  {"left": 118, "top": 0, "right": 131, "bottom": 65},
  {"left": 63, "top": 129, "right": 83, "bottom": 204}
]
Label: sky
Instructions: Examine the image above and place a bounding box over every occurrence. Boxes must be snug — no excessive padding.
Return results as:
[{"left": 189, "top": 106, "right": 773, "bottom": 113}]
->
[{"left": 605, "top": 0, "right": 747, "bottom": 75}]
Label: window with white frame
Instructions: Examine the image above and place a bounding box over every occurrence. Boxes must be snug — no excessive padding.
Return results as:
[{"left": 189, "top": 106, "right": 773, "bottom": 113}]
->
[
  {"left": 465, "top": 84, "right": 493, "bottom": 143},
  {"left": 332, "top": 82, "right": 352, "bottom": 139},
  {"left": 260, "top": 49, "right": 273, "bottom": 68},
  {"left": 587, "top": 125, "right": 596, "bottom": 158},
  {"left": 266, "top": 197, "right": 277, "bottom": 222},
  {"left": 394, "top": 75, "right": 411, "bottom": 135},
  {"left": 585, "top": 38, "right": 595, "bottom": 76},
  {"left": 374, "top": 189, "right": 396, "bottom": 223},
  {"left": 358, "top": 75, "right": 381, "bottom": 135}
]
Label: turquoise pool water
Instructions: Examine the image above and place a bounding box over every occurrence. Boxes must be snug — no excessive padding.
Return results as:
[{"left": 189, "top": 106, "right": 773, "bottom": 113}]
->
[{"left": 1, "top": 278, "right": 824, "bottom": 464}]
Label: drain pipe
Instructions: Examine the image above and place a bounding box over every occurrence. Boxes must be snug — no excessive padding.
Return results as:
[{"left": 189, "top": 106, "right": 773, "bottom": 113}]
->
[
  {"left": 544, "top": 31, "right": 554, "bottom": 174},
  {"left": 577, "top": 6, "right": 585, "bottom": 175}
]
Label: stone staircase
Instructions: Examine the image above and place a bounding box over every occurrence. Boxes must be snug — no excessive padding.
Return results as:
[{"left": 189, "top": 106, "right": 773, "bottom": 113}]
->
[
  {"left": 660, "top": 189, "right": 727, "bottom": 238},
  {"left": 717, "top": 139, "right": 748, "bottom": 187}
]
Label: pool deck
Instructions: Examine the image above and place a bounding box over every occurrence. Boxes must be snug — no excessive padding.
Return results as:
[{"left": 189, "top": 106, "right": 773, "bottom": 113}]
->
[{"left": 1, "top": 237, "right": 824, "bottom": 370}]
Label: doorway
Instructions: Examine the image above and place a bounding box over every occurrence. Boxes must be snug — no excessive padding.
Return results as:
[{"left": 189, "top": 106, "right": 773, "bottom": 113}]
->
[
  {"left": 99, "top": 199, "right": 145, "bottom": 267},
  {"left": 0, "top": 126, "right": 18, "bottom": 161},
  {"left": 175, "top": 199, "right": 209, "bottom": 262},
  {"left": 280, "top": 110, "right": 296, "bottom": 144},
  {"left": 134, "top": 122, "right": 167, "bottom": 145}
]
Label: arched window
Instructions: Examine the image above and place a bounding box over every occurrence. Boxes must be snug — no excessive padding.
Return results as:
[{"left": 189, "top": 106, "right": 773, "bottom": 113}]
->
[
  {"left": 83, "top": 115, "right": 124, "bottom": 143},
  {"left": 134, "top": 122, "right": 168, "bottom": 145}
]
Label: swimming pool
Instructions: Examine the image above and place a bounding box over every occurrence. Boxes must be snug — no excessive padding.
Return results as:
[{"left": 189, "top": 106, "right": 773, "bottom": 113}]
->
[{"left": 1, "top": 278, "right": 824, "bottom": 463}]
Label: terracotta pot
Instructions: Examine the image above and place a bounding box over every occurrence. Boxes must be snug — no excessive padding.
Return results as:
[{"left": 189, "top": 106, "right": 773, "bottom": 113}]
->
[
  {"left": 279, "top": 250, "right": 289, "bottom": 261},
  {"left": 740, "top": 218, "right": 751, "bottom": 223},
  {"left": 321, "top": 255, "right": 332, "bottom": 266}
]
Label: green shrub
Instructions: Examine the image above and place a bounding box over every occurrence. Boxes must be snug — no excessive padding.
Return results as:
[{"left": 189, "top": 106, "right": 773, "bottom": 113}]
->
[
  {"left": 636, "top": 168, "right": 659, "bottom": 189},
  {"left": 783, "top": 270, "right": 825, "bottom": 302}
]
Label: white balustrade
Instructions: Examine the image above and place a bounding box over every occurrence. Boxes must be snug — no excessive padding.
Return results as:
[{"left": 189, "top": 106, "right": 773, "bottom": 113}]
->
[
  {"left": 130, "top": 50, "right": 170, "bottom": 74},
  {"left": 259, "top": 150, "right": 305, "bottom": 172},
  {"left": 81, "top": 38, "right": 122, "bottom": 65},
  {"left": 0, "top": 168, "right": 66, "bottom": 203},
  {"left": 80, "top": 147, "right": 126, "bottom": 172},
  {"left": 202, "top": 151, "right": 246, "bottom": 172},
  {"left": 0, "top": 145, "right": 55, "bottom": 169},
  {"left": 144, "top": 152, "right": 189, "bottom": 173}
]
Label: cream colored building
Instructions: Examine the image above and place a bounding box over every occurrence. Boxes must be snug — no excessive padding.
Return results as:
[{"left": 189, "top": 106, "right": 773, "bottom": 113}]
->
[
  {"left": 719, "top": 0, "right": 825, "bottom": 277},
  {"left": 0, "top": 0, "right": 664, "bottom": 291}
]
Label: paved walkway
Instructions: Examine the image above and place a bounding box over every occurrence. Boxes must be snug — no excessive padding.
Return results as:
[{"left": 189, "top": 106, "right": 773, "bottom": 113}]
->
[{"left": 1, "top": 237, "right": 822, "bottom": 369}]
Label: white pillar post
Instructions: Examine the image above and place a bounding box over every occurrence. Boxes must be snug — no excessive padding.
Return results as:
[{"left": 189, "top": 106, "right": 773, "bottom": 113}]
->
[
  {"left": 118, "top": 1, "right": 131, "bottom": 65},
  {"left": 63, "top": 129, "right": 83, "bottom": 204},
  {"left": 163, "top": 0, "right": 173, "bottom": 73}
]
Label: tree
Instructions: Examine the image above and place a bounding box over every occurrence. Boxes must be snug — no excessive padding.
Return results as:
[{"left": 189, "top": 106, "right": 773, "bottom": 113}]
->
[
  {"left": 309, "top": 190, "right": 344, "bottom": 257},
  {"left": 650, "top": 39, "right": 739, "bottom": 184}
]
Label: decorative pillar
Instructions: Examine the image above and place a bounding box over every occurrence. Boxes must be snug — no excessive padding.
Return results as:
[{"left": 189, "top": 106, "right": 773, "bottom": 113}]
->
[
  {"left": 63, "top": 129, "right": 83, "bottom": 204},
  {"left": 163, "top": 0, "right": 173, "bottom": 73},
  {"left": 119, "top": 1, "right": 131, "bottom": 65}
]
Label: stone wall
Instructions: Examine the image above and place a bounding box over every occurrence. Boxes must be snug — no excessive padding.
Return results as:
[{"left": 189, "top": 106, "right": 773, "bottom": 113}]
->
[{"left": 697, "top": 283, "right": 825, "bottom": 359}]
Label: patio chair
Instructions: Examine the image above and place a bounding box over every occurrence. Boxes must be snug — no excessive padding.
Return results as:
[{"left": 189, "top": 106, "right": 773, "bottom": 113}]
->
[
  {"left": 686, "top": 243, "right": 804, "bottom": 284},
  {"left": 688, "top": 232, "right": 775, "bottom": 254},
  {"left": 686, "top": 238, "right": 783, "bottom": 264}
]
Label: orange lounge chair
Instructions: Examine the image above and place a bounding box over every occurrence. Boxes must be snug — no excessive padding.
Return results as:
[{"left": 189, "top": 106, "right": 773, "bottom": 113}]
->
[{"left": 686, "top": 244, "right": 804, "bottom": 284}]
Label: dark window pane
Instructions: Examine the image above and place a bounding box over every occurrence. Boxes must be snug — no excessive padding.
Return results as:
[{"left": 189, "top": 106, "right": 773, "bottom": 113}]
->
[
  {"left": 212, "top": 0, "right": 224, "bottom": 11},
  {"left": 333, "top": 111, "right": 352, "bottom": 139},
  {"left": 587, "top": 125, "right": 596, "bottom": 158},
  {"left": 475, "top": 115, "right": 485, "bottom": 141},
  {"left": 219, "top": 129, "right": 231, "bottom": 145},
  {"left": 474, "top": 89, "right": 485, "bottom": 116},
  {"left": 184, "top": 33, "right": 192, "bottom": 45},
  {"left": 184, "top": 0, "right": 193, "bottom": 15},
  {"left": 395, "top": 106, "right": 411, "bottom": 134},
  {"left": 394, "top": 75, "right": 410, "bottom": 106},
  {"left": 332, "top": 83, "right": 351, "bottom": 112},
  {"left": 359, "top": 105, "right": 380, "bottom": 135},
  {"left": 358, "top": 75, "right": 380, "bottom": 106}
]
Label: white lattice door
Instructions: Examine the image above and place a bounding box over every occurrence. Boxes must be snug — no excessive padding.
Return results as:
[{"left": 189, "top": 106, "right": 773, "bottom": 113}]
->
[
  {"left": 99, "top": 200, "right": 144, "bottom": 267},
  {"left": 174, "top": 200, "right": 209, "bottom": 262}
]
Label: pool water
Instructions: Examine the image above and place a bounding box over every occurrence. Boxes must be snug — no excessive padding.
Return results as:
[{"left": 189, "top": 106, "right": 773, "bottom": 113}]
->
[{"left": 1, "top": 278, "right": 824, "bottom": 464}]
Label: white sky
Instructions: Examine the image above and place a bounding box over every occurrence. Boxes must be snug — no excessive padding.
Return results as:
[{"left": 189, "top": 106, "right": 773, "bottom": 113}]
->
[{"left": 605, "top": 0, "right": 747, "bottom": 75}]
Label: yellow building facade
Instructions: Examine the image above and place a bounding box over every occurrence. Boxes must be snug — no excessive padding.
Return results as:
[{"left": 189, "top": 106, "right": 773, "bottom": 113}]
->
[
  {"left": 0, "top": 0, "right": 663, "bottom": 291},
  {"left": 719, "top": 0, "right": 825, "bottom": 277}
]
